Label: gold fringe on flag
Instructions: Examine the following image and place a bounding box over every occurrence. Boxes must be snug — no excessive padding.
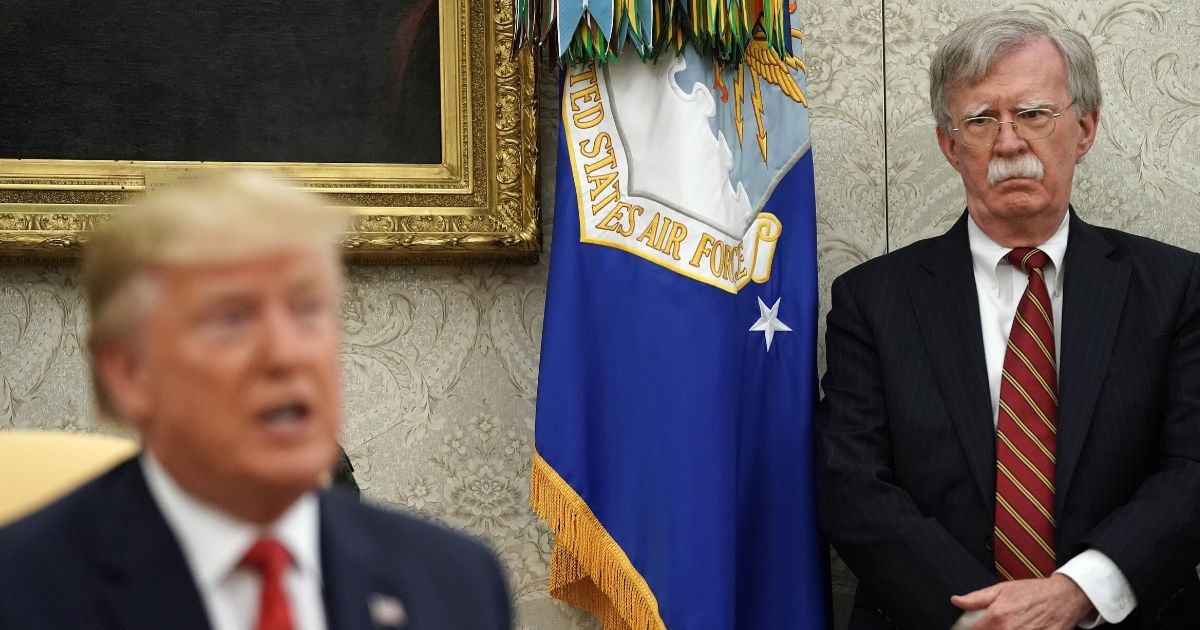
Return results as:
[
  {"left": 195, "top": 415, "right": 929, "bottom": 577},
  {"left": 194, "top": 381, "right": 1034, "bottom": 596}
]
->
[{"left": 530, "top": 452, "right": 667, "bottom": 630}]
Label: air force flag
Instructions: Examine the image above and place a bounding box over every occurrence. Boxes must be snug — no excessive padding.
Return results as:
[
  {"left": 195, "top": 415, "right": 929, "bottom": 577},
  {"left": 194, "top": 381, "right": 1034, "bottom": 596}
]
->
[{"left": 532, "top": 19, "right": 830, "bottom": 630}]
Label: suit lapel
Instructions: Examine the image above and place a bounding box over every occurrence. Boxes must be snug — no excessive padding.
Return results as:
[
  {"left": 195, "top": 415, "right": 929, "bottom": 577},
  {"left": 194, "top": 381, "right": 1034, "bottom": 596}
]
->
[
  {"left": 96, "top": 458, "right": 212, "bottom": 630},
  {"left": 92, "top": 461, "right": 410, "bottom": 630},
  {"left": 1055, "top": 212, "right": 1128, "bottom": 516},
  {"left": 910, "top": 214, "right": 996, "bottom": 508},
  {"left": 320, "top": 492, "right": 398, "bottom": 630}
]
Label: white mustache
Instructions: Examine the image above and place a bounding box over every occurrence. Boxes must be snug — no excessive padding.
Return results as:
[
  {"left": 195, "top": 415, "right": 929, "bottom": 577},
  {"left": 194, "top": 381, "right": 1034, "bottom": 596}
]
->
[{"left": 988, "top": 154, "right": 1044, "bottom": 185}]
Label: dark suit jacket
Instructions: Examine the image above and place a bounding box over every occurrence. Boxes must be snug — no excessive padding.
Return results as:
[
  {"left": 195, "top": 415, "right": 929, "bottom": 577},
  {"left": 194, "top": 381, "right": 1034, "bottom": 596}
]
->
[
  {"left": 816, "top": 211, "right": 1200, "bottom": 630},
  {"left": 0, "top": 456, "right": 512, "bottom": 630}
]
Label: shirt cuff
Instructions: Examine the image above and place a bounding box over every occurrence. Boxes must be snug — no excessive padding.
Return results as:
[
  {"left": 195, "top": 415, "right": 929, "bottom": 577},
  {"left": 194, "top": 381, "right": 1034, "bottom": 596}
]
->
[{"left": 1055, "top": 549, "right": 1137, "bottom": 627}]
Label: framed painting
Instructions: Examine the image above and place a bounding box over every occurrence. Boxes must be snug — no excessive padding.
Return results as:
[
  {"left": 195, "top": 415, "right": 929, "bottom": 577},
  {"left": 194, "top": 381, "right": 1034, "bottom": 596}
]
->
[{"left": 0, "top": 0, "right": 538, "bottom": 262}]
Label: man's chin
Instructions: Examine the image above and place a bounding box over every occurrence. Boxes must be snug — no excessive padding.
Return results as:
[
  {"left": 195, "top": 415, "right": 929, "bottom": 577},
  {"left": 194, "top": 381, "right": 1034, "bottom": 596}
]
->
[
  {"left": 248, "top": 445, "right": 339, "bottom": 491},
  {"left": 981, "top": 189, "right": 1053, "bottom": 217}
]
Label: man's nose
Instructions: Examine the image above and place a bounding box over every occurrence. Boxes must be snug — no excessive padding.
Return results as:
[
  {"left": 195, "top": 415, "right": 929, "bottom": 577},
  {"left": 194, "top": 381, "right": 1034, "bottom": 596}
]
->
[
  {"left": 992, "top": 120, "right": 1027, "bottom": 154},
  {"left": 261, "top": 307, "right": 307, "bottom": 371}
]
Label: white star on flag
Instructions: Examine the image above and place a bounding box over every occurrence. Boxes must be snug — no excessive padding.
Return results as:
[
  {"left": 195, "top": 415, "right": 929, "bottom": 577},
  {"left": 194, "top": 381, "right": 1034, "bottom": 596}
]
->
[{"left": 749, "top": 296, "right": 792, "bottom": 351}]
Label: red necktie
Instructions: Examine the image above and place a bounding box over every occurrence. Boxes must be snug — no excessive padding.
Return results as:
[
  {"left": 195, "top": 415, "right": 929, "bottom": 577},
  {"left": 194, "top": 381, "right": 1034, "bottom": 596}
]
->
[
  {"left": 994, "top": 247, "right": 1057, "bottom": 580},
  {"left": 242, "top": 538, "right": 295, "bottom": 630}
]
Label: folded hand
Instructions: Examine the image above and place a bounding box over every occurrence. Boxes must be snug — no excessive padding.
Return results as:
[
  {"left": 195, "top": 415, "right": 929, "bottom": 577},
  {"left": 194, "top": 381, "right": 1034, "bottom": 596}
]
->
[{"left": 951, "top": 574, "right": 1093, "bottom": 630}]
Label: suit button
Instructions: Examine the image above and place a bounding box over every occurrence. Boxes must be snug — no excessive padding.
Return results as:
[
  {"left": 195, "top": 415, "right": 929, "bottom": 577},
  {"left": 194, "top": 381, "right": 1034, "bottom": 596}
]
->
[{"left": 985, "top": 534, "right": 995, "bottom": 552}]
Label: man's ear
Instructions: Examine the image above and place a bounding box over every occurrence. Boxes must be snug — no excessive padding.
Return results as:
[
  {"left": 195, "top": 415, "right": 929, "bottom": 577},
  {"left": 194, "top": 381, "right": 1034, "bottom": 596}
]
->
[
  {"left": 94, "top": 342, "right": 153, "bottom": 428},
  {"left": 936, "top": 125, "right": 961, "bottom": 172},
  {"left": 1075, "top": 106, "right": 1100, "bottom": 162}
]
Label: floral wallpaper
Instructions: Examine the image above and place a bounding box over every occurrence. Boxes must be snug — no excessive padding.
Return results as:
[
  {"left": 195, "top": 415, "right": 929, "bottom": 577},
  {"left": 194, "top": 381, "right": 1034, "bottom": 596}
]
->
[{"left": 2, "top": 2, "right": 1197, "bottom": 629}]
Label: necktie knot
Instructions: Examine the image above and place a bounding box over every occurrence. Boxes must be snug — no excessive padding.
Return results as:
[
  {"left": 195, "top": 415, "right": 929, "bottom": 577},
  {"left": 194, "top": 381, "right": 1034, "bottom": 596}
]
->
[
  {"left": 1007, "top": 247, "right": 1049, "bottom": 275},
  {"left": 242, "top": 537, "right": 292, "bottom": 578}
]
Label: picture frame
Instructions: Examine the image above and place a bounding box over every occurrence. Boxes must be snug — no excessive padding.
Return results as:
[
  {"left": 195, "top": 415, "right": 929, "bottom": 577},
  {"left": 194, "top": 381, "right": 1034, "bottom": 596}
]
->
[{"left": 0, "top": 0, "right": 539, "bottom": 262}]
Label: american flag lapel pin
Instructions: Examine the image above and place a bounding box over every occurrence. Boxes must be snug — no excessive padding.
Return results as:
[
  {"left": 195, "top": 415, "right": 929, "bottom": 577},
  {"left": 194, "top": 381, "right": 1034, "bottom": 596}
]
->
[{"left": 368, "top": 592, "right": 407, "bottom": 628}]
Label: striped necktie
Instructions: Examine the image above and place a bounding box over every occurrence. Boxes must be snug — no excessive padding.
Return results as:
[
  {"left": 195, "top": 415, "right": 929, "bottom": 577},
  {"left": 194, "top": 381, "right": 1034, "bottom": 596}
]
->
[{"left": 994, "top": 247, "right": 1057, "bottom": 580}]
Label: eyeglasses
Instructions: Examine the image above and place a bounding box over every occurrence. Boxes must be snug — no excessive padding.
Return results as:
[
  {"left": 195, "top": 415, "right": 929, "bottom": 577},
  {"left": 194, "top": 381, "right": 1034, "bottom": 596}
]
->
[{"left": 951, "top": 103, "right": 1075, "bottom": 148}]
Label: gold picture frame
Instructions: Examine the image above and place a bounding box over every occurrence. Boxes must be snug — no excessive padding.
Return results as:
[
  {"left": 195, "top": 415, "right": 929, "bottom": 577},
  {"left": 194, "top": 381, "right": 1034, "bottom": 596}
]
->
[{"left": 0, "top": 0, "right": 539, "bottom": 262}]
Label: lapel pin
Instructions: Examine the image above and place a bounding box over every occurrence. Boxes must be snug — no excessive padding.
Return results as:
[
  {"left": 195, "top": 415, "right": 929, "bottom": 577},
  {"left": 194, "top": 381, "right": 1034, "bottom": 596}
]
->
[{"left": 368, "top": 593, "right": 407, "bottom": 628}]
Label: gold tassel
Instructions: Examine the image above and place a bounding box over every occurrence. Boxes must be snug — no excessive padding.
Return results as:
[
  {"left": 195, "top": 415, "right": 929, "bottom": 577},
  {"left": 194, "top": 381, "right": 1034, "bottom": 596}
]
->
[{"left": 530, "top": 452, "right": 667, "bottom": 630}]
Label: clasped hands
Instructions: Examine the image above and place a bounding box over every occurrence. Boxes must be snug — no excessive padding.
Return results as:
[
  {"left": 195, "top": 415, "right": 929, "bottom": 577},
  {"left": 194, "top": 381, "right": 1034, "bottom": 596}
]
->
[{"left": 950, "top": 574, "right": 1094, "bottom": 630}]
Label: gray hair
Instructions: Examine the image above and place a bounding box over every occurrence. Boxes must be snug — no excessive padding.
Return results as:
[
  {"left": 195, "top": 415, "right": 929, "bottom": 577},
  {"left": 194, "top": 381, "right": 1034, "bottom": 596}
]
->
[{"left": 929, "top": 11, "right": 1102, "bottom": 130}]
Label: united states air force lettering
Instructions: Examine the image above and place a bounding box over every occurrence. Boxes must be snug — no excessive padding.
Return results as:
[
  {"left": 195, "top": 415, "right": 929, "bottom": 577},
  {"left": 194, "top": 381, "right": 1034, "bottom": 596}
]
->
[{"left": 563, "top": 65, "right": 781, "bottom": 293}]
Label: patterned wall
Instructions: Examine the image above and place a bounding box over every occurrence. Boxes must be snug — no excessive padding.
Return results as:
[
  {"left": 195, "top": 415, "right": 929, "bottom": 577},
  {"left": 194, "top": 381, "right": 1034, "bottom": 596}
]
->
[{"left": 1, "top": 2, "right": 1197, "bottom": 629}]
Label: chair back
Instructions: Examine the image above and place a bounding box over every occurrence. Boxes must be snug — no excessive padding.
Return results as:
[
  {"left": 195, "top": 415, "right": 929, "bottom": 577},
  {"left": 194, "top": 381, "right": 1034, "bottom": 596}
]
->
[{"left": 0, "top": 430, "right": 139, "bottom": 526}]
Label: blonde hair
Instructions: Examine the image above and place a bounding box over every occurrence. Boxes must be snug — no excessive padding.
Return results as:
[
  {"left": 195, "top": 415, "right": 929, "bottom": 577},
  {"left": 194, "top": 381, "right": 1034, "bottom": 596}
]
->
[{"left": 82, "top": 171, "right": 346, "bottom": 421}]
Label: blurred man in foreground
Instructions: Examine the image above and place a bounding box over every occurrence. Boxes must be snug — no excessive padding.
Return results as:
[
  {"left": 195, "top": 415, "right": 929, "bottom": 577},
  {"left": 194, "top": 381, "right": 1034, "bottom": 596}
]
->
[
  {"left": 0, "top": 173, "right": 511, "bottom": 630},
  {"left": 817, "top": 11, "right": 1200, "bottom": 630}
]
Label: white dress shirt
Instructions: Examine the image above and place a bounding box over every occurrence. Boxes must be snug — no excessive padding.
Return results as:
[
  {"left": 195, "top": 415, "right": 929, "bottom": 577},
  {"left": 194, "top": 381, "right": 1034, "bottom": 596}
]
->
[
  {"left": 967, "top": 214, "right": 1135, "bottom": 627},
  {"left": 141, "top": 454, "right": 328, "bottom": 630}
]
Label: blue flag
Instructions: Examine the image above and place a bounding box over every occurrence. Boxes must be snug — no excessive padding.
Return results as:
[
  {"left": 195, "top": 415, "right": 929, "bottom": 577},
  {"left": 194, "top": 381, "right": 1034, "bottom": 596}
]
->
[{"left": 533, "top": 22, "right": 829, "bottom": 630}]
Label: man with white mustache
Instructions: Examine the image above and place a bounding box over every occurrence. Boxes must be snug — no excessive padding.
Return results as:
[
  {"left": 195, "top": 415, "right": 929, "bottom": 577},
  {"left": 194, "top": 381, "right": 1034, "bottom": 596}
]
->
[{"left": 817, "top": 11, "right": 1200, "bottom": 630}]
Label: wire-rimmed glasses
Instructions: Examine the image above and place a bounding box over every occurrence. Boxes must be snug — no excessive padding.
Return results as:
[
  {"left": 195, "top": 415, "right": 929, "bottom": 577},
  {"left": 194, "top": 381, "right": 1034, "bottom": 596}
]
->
[{"left": 951, "top": 103, "right": 1075, "bottom": 148}]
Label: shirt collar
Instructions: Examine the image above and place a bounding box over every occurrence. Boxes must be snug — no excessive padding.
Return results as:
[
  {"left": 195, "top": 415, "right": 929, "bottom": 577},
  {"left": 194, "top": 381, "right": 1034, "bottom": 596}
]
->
[
  {"left": 140, "top": 453, "right": 322, "bottom": 589},
  {"left": 967, "top": 211, "right": 1069, "bottom": 294}
]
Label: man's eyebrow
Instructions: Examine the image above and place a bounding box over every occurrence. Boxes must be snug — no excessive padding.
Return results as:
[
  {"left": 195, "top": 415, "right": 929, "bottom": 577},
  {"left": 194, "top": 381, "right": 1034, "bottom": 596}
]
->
[
  {"left": 283, "top": 269, "right": 329, "bottom": 293},
  {"left": 961, "top": 103, "right": 992, "bottom": 118},
  {"left": 191, "top": 282, "right": 255, "bottom": 306},
  {"left": 1016, "top": 98, "right": 1058, "bottom": 110}
]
